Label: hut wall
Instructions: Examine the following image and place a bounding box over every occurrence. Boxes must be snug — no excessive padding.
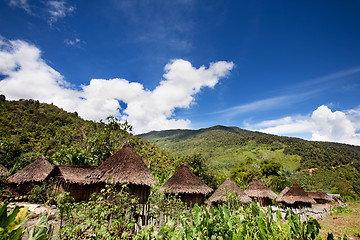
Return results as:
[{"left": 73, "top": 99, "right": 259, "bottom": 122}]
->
[
  {"left": 128, "top": 184, "right": 150, "bottom": 204},
  {"left": 10, "top": 182, "right": 36, "bottom": 195},
  {"left": 179, "top": 193, "right": 205, "bottom": 206},
  {"left": 251, "top": 197, "right": 272, "bottom": 206}
]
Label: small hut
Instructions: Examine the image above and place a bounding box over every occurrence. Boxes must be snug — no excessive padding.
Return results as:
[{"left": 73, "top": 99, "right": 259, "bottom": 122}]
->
[
  {"left": 306, "top": 191, "right": 333, "bottom": 204},
  {"left": 158, "top": 163, "right": 212, "bottom": 206},
  {"left": 276, "top": 186, "right": 290, "bottom": 200},
  {"left": 244, "top": 178, "right": 277, "bottom": 206},
  {"left": 87, "top": 141, "right": 158, "bottom": 204},
  {"left": 276, "top": 183, "right": 315, "bottom": 208},
  {"left": 209, "top": 177, "right": 251, "bottom": 206},
  {"left": 7, "top": 156, "right": 54, "bottom": 195},
  {"left": 0, "top": 164, "right": 10, "bottom": 177},
  {"left": 52, "top": 165, "right": 96, "bottom": 201}
]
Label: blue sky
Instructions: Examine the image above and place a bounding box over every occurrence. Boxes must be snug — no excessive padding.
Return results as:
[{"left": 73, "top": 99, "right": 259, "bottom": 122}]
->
[{"left": 0, "top": 0, "right": 360, "bottom": 145}]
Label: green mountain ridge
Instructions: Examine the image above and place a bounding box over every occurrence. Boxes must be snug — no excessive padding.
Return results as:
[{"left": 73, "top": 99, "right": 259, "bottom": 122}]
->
[{"left": 140, "top": 125, "right": 360, "bottom": 196}]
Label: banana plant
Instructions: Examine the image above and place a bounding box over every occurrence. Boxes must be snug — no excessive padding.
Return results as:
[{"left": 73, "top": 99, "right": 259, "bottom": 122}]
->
[{"left": 0, "top": 201, "right": 33, "bottom": 240}]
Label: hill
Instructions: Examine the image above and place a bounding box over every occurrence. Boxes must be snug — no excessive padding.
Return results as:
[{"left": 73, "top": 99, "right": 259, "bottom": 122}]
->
[
  {"left": 140, "top": 125, "right": 360, "bottom": 196},
  {"left": 0, "top": 98, "right": 188, "bottom": 180}
]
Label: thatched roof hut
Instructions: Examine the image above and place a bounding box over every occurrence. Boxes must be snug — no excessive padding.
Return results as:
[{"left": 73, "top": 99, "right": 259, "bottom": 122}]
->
[
  {"left": 0, "top": 164, "right": 10, "bottom": 177},
  {"left": 52, "top": 165, "right": 97, "bottom": 201},
  {"left": 159, "top": 163, "right": 212, "bottom": 206},
  {"left": 244, "top": 178, "right": 277, "bottom": 206},
  {"left": 306, "top": 191, "right": 333, "bottom": 204},
  {"left": 276, "top": 183, "right": 315, "bottom": 208},
  {"left": 87, "top": 141, "right": 158, "bottom": 203},
  {"left": 7, "top": 156, "right": 54, "bottom": 194},
  {"left": 209, "top": 178, "right": 251, "bottom": 205}
]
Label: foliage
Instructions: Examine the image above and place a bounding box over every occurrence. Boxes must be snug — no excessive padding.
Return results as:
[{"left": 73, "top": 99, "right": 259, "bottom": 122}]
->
[
  {"left": 56, "top": 184, "right": 139, "bottom": 239},
  {"left": 27, "top": 212, "right": 50, "bottom": 240},
  {"left": 0, "top": 201, "right": 33, "bottom": 240},
  {"left": 28, "top": 179, "right": 54, "bottom": 204},
  {"left": 136, "top": 201, "right": 322, "bottom": 240},
  {"left": 330, "top": 205, "right": 352, "bottom": 215}
]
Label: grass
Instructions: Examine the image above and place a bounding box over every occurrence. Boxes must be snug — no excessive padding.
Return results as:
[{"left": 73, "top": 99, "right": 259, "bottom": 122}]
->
[{"left": 318, "top": 201, "right": 360, "bottom": 239}]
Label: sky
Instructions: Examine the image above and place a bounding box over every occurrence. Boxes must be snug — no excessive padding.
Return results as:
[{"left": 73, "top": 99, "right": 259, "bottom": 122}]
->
[{"left": 0, "top": 0, "right": 360, "bottom": 145}]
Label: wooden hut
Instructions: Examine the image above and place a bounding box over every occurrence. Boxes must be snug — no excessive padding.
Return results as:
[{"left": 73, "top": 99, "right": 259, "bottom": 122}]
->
[
  {"left": 158, "top": 163, "right": 212, "bottom": 206},
  {"left": 209, "top": 177, "right": 251, "bottom": 206},
  {"left": 87, "top": 141, "right": 158, "bottom": 204},
  {"left": 0, "top": 164, "right": 10, "bottom": 177},
  {"left": 306, "top": 191, "right": 333, "bottom": 204},
  {"left": 276, "top": 183, "right": 315, "bottom": 208},
  {"left": 51, "top": 165, "right": 96, "bottom": 201},
  {"left": 244, "top": 178, "right": 277, "bottom": 206},
  {"left": 7, "top": 156, "right": 54, "bottom": 195}
]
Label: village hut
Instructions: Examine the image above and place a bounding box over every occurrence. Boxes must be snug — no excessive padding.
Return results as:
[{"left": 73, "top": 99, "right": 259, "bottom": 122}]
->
[
  {"left": 7, "top": 156, "right": 54, "bottom": 194},
  {"left": 276, "top": 183, "right": 316, "bottom": 208},
  {"left": 0, "top": 164, "right": 10, "bottom": 177},
  {"left": 276, "top": 186, "right": 290, "bottom": 200},
  {"left": 306, "top": 191, "right": 333, "bottom": 204},
  {"left": 209, "top": 177, "right": 251, "bottom": 206},
  {"left": 244, "top": 178, "right": 277, "bottom": 206},
  {"left": 87, "top": 141, "right": 158, "bottom": 204},
  {"left": 51, "top": 165, "right": 97, "bottom": 201},
  {"left": 158, "top": 163, "right": 212, "bottom": 206}
]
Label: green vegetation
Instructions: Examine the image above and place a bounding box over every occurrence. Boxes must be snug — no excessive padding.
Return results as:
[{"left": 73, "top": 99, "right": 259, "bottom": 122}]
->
[
  {"left": 0, "top": 99, "right": 217, "bottom": 189},
  {"left": 140, "top": 126, "right": 360, "bottom": 196}
]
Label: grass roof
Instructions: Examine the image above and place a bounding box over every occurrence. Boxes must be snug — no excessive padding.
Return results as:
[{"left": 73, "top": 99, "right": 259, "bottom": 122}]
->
[
  {"left": 87, "top": 141, "right": 158, "bottom": 186},
  {"left": 55, "top": 165, "right": 97, "bottom": 184},
  {"left": 209, "top": 177, "right": 251, "bottom": 203},
  {"left": 244, "top": 178, "right": 277, "bottom": 199},
  {"left": 159, "top": 163, "right": 212, "bottom": 194},
  {"left": 306, "top": 191, "right": 333, "bottom": 202},
  {"left": 276, "top": 183, "right": 316, "bottom": 204},
  {"left": 7, "top": 156, "right": 54, "bottom": 184}
]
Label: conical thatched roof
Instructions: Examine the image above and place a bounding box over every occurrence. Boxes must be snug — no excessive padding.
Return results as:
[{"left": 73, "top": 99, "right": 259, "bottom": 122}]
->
[
  {"left": 158, "top": 163, "right": 212, "bottom": 194},
  {"left": 56, "top": 165, "right": 97, "bottom": 184},
  {"left": 209, "top": 177, "right": 251, "bottom": 203},
  {"left": 306, "top": 191, "right": 333, "bottom": 202},
  {"left": 244, "top": 178, "right": 277, "bottom": 199},
  {"left": 0, "top": 164, "right": 10, "bottom": 177},
  {"left": 276, "top": 183, "right": 315, "bottom": 204},
  {"left": 87, "top": 141, "right": 158, "bottom": 186},
  {"left": 7, "top": 156, "right": 54, "bottom": 184}
]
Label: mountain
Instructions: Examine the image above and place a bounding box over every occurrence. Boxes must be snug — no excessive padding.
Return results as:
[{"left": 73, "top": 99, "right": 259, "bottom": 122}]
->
[{"left": 140, "top": 125, "right": 360, "bottom": 196}]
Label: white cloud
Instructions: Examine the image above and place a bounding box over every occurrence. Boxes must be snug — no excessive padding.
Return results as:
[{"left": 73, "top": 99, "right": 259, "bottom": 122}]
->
[
  {"left": 248, "top": 105, "right": 360, "bottom": 146},
  {"left": 64, "top": 38, "right": 81, "bottom": 47},
  {"left": 0, "top": 38, "right": 234, "bottom": 133},
  {"left": 7, "top": 0, "right": 75, "bottom": 24}
]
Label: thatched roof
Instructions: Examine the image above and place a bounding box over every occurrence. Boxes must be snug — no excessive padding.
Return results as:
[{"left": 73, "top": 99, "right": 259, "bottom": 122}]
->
[
  {"left": 306, "top": 191, "right": 333, "bottom": 202},
  {"left": 244, "top": 178, "right": 277, "bottom": 199},
  {"left": 209, "top": 178, "right": 251, "bottom": 203},
  {"left": 0, "top": 164, "right": 10, "bottom": 177},
  {"left": 87, "top": 141, "right": 158, "bottom": 186},
  {"left": 7, "top": 156, "right": 54, "bottom": 184},
  {"left": 158, "top": 163, "right": 212, "bottom": 194},
  {"left": 276, "top": 187, "right": 290, "bottom": 200},
  {"left": 276, "top": 183, "right": 316, "bottom": 204},
  {"left": 56, "top": 165, "right": 97, "bottom": 184}
]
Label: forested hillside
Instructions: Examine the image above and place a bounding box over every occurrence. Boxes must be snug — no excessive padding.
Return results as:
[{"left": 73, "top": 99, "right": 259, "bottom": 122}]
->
[
  {"left": 0, "top": 98, "right": 216, "bottom": 188},
  {"left": 140, "top": 126, "right": 360, "bottom": 196}
]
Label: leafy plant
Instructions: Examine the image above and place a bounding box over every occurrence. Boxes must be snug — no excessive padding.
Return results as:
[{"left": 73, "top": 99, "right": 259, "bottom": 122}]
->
[{"left": 0, "top": 201, "right": 33, "bottom": 240}]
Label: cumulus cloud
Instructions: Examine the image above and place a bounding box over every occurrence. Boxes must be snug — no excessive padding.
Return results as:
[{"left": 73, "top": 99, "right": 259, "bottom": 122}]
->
[
  {"left": 247, "top": 105, "right": 360, "bottom": 146},
  {"left": 0, "top": 38, "right": 234, "bottom": 133}
]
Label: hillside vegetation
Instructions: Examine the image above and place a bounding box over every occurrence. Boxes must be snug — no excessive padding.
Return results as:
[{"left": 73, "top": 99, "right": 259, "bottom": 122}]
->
[
  {"left": 140, "top": 126, "right": 360, "bottom": 196},
  {"left": 0, "top": 98, "right": 215, "bottom": 188}
]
